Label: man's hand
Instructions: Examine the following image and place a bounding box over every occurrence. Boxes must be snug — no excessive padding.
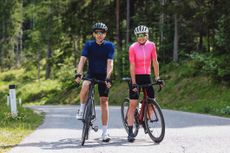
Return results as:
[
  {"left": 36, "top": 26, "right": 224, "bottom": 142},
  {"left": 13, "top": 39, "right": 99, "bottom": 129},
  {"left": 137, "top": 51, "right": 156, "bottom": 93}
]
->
[
  {"left": 75, "top": 74, "right": 82, "bottom": 84},
  {"left": 105, "top": 78, "right": 112, "bottom": 88}
]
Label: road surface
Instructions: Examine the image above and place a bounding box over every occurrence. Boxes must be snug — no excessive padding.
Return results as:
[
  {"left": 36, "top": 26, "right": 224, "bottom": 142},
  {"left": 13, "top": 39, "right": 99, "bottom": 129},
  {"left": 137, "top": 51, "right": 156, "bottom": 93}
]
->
[{"left": 8, "top": 105, "right": 230, "bottom": 153}]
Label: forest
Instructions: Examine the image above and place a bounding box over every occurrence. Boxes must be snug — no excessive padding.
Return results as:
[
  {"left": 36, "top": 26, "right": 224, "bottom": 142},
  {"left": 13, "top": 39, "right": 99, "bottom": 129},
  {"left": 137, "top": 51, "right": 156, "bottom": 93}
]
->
[{"left": 0, "top": 0, "right": 229, "bottom": 83}]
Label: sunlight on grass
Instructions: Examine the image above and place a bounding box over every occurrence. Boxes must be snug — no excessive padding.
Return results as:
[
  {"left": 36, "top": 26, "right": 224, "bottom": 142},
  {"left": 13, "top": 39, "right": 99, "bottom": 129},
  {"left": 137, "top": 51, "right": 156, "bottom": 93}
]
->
[{"left": 0, "top": 104, "right": 44, "bottom": 153}]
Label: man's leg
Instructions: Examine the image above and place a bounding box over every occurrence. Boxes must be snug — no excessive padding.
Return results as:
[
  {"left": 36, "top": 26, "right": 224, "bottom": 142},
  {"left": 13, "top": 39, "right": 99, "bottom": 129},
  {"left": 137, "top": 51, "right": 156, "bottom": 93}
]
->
[
  {"left": 100, "top": 96, "right": 111, "bottom": 142},
  {"left": 76, "top": 80, "right": 90, "bottom": 119}
]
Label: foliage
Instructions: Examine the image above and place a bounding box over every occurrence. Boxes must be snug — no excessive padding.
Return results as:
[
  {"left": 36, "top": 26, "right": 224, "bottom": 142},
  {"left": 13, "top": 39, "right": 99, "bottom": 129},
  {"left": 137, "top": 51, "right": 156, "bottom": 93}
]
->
[
  {"left": 190, "top": 52, "right": 230, "bottom": 84},
  {"left": 0, "top": 0, "right": 230, "bottom": 84},
  {"left": 0, "top": 98, "right": 43, "bottom": 153}
]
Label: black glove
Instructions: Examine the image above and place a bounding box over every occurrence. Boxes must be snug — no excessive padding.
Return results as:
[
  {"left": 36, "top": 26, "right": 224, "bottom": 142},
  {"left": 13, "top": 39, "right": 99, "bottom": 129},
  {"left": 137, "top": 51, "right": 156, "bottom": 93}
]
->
[
  {"left": 131, "top": 84, "right": 138, "bottom": 92},
  {"left": 75, "top": 73, "right": 82, "bottom": 79},
  {"left": 105, "top": 78, "right": 112, "bottom": 84},
  {"left": 156, "top": 79, "right": 165, "bottom": 86}
]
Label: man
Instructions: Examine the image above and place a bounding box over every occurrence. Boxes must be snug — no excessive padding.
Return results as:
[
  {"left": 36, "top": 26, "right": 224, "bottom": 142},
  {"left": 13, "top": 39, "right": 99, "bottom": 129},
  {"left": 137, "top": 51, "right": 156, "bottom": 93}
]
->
[{"left": 75, "top": 22, "right": 115, "bottom": 142}]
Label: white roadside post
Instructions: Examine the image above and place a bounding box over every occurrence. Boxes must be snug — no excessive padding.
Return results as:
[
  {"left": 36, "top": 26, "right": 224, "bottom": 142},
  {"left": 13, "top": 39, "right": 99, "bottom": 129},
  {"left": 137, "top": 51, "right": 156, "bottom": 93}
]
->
[{"left": 9, "top": 85, "right": 17, "bottom": 117}]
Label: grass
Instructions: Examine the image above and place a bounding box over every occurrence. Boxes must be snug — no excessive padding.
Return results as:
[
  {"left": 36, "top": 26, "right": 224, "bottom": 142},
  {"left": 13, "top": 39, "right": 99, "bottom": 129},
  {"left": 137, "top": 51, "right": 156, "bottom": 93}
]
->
[
  {"left": 157, "top": 62, "right": 230, "bottom": 117},
  {"left": 0, "top": 69, "right": 44, "bottom": 153},
  {"left": 0, "top": 103, "right": 44, "bottom": 153}
]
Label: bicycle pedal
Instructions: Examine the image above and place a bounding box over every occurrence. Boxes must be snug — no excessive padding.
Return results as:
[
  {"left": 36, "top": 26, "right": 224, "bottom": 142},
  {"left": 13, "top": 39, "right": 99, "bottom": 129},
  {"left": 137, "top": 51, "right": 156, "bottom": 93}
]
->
[{"left": 92, "top": 126, "right": 98, "bottom": 132}]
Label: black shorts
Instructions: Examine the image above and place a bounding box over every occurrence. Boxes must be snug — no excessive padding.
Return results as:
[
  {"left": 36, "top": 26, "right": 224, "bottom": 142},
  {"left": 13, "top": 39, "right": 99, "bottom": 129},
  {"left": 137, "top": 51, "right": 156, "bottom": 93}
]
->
[
  {"left": 86, "top": 73, "right": 109, "bottom": 97},
  {"left": 129, "top": 75, "right": 155, "bottom": 100}
]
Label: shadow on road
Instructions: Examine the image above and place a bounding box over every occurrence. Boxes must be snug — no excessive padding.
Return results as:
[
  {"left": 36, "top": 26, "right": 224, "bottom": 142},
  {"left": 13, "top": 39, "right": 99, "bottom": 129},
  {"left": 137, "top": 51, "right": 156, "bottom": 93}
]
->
[{"left": 9, "top": 137, "right": 159, "bottom": 150}]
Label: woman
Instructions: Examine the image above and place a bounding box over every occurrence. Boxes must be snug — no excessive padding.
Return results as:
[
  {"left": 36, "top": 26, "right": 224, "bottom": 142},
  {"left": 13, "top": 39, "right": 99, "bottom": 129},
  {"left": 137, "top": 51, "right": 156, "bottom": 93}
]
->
[{"left": 127, "top": 25, "right": 164, "bottom": 142}]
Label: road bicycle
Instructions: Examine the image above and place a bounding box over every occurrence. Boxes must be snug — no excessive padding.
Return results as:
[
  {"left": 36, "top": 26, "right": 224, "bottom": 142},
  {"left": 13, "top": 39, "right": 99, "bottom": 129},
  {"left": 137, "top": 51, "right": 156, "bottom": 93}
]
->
[
  {"left": 79, "top": 77, "right": 107, "bottom": 146},
  {"left": 121, "top": 77, "right": 165, "bottom": 143}
]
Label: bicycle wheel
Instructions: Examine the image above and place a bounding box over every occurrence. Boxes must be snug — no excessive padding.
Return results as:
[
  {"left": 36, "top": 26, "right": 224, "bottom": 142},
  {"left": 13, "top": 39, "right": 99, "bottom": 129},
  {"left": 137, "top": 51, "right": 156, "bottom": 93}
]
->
[
  {"left": 81, "top": 102, "right": 92, "bottom": 146},
  {"left": 121, "top": 98, "right": 139, "bottom": 137},
  {"left": 144, "top": 99, "right": 165, "bottom": 143}
]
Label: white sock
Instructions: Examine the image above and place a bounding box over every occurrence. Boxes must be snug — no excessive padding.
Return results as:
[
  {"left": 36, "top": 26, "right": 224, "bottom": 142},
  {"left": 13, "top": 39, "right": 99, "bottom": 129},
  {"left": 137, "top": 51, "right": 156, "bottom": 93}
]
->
[
  {"left": 102, "top": 125, "right": 108, "bottom": 135},
  {"left": 80, "top": 103, "right": 85, "bottom": 112}
]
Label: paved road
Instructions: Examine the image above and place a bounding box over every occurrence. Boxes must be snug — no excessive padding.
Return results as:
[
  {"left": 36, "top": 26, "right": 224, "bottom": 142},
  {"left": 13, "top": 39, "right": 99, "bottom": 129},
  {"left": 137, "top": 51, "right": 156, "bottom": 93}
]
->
[{"left": 8, "top": 105, "right": 230, "bottom": 153}]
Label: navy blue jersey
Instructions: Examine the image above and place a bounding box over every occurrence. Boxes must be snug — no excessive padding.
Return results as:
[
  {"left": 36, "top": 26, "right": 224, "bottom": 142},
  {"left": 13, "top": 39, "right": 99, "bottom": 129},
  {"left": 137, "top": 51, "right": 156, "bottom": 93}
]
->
[{"left": 81, "top": 40, "right": 115, "bottom": 74}]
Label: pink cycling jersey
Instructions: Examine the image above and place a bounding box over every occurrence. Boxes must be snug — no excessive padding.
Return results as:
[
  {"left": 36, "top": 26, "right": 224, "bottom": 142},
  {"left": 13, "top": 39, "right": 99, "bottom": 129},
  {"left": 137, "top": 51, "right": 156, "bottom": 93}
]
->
[{"left": 129, "top": 40, "right": 157, "bottom": 74}]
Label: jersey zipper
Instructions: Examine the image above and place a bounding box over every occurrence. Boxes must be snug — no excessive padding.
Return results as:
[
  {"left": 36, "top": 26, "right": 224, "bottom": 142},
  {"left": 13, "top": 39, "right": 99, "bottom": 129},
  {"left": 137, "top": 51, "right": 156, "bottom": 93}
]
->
[{"left": 142, "top": 46, "right": 146, "bottom": 74}]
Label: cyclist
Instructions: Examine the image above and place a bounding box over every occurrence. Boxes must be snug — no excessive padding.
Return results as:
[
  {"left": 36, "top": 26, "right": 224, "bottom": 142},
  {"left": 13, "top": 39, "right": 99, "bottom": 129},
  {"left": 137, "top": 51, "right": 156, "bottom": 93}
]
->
[
  {"left": 75, "top": 22, "right": 115, "bottom": 142},
  {"left": 127, "top": 25, "right": 164, "bottom": 142}
]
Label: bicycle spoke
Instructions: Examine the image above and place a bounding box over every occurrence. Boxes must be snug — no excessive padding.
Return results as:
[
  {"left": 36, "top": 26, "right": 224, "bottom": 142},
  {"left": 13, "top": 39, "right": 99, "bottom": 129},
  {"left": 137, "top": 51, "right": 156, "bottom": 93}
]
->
[{"left": 144, "top": 101, "right": 165, "bottom": 143}]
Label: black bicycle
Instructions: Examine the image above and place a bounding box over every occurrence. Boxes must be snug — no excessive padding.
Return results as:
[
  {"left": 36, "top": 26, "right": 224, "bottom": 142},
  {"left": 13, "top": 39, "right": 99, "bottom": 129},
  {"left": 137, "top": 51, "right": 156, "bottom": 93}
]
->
[
  {"left": 121, "top": 77, "right": 165, "bottom": 143},
  {"left": 79, "top": 77, "right": 107, "bottom": 146}
]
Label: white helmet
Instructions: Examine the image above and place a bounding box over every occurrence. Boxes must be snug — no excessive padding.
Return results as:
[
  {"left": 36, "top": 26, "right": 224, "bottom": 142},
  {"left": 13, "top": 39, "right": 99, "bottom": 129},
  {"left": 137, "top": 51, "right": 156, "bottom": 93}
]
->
[{"left": 134, "top": 25, "right": 149, "bottom": 35}]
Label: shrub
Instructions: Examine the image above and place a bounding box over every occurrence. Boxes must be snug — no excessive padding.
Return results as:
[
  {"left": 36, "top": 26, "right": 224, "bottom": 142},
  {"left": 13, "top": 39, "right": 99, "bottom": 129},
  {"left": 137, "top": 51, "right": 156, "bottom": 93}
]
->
[{"left": 2, "top": 74, "right": 16, "bottom": 82}]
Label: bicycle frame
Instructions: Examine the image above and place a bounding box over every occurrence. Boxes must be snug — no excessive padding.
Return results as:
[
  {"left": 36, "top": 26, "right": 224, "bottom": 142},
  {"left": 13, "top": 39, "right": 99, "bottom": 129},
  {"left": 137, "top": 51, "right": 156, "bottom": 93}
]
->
[
  {"left": 83, "top": 81, "right": 96, "bottom": 122},
  {"left": 80, "top": 78, "right": 106, "bottom": 146},
  {"left": 137, "top": 89, "right": 148, "bottom": 122},
  {"left": 137, "top": 88, "right": 160, "bottom": 123}
]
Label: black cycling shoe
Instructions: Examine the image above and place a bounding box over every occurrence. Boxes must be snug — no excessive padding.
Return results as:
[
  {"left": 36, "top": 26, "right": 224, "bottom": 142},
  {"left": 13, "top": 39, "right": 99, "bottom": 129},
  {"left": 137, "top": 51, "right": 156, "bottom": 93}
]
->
[{"left": 127, "top": 134, "right": 135, "bottom": 142}]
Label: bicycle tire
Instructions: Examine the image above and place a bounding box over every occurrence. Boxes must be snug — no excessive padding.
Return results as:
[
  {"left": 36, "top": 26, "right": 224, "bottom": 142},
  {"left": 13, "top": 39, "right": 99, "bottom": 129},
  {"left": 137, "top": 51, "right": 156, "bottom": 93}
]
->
[
  {"left": 144, "top": 99, "right": 165, "bottom": 143},
  {"left": 121, "top": 98, "right": 139, "bottom": 137},
  {"left": 81, "top": 101, "right": 92, "bottom": 146}
]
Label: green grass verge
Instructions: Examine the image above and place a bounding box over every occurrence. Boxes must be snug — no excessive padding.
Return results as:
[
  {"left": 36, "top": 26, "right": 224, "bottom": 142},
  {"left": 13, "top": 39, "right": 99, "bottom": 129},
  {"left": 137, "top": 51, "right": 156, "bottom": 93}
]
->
[
  {"left": 0, "top": 69, "right": 44, "bottom": 153},
  {"left": 157, "top": 62, "right": 230, "bottom": 117},
  {"left": 0, "top": 103, "right": 44, "bottom": 153}
]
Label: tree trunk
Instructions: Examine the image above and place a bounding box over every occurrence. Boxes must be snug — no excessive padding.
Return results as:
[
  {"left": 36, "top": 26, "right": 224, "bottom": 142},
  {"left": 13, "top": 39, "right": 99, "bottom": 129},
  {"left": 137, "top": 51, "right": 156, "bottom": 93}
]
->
[
  {"left": 37, "top": 47, "right": 41, "bottom": 80},
  {"left": 126, "top": 0, "right": 130, "bottom": 49},
  {"left": 73, "top": 37, "right": 78, "bottom": 67},
  {"left": 116, "top": 0, "right": 122, "bottom": 78},
  {"left": 19, "top": 30, "right": 23, "bottom": 64},
  {"left": 0, "top": 16, "right": 5, "bottom": 70},
  {"left": 45, "top": 13, "right": 52, "bottom": 80},
  {"left": 173, "top": 14, "right": 178, "bottom": 62},
  {"left": 16, "top": 37, "right": 19, "bottom": 67},
  {"left": 159, "top": 0, "right": 166, "bottom": 63},
  {"left": 45, "top": 40, "right": 52, "bottom": 80},
  {"left": 207, "top": 29, "right": 210, "bottom": 52},
  {"left": 159, "top": 0, "right": 165, "bottom": 45},
  {"left": 198, "top": 32, "right": 203, "bottom": 51},
  {"left": 116, "top": 0, "right": 120, "bottom": 47},
  {"left": 16, "top": 30, "right": 22, "bottom": 68}
]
